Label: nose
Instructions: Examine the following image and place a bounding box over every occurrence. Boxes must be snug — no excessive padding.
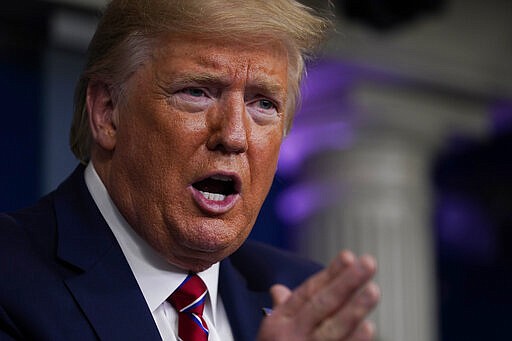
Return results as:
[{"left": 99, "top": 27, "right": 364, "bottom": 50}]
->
[{"left": 206, "top": 96, "right": 249, "bottom": 154}]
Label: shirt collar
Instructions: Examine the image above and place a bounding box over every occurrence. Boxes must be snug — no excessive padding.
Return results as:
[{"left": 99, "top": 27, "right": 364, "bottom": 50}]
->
[{"left": 84, "top": 162, "right": 220, "bottom": 323}]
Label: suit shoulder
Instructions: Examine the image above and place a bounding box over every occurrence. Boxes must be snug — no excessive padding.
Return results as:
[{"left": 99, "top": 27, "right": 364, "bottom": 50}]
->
[
  {"left": 0, "top": 194, "right": 58, "bottom": 265},
  {"left": 0, "top": 165, "right": 85, "bottom": 240},
  {"left": 229, "top": 240, "right": 322, "bottom": 290},
  {"left": 0, "top": 193, "right": 55, "bottom": 236}
]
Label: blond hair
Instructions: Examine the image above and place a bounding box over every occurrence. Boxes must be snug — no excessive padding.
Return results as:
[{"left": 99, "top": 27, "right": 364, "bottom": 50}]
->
[{"left": 70, "top": 0, "right": 332, "bottom": 163}]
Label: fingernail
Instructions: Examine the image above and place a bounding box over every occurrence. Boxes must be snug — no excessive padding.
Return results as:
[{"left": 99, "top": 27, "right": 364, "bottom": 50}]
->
[
  {"left": 362, "top": 283, "right": 380, "bottom": 305},
  {"left": 360, "top": 255, "right": 376, "bottom": 273},
  {"left": 329, "top": 252, "right": 347, "bottom": 274},
  {"left": 334, "top": 250, "right": 354, "bottom": 270},
  {"left": 356, "top": 320, "right": 375, "bottom": 339}
]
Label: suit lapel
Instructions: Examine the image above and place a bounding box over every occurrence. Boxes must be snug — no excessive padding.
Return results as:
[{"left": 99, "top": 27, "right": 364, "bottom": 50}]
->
[
  {"left": 63, "top": 245, "right": 161, "bottom": 340},
  {"left": 54, "top": 166, "right": 161, "bottom": 340},
  {"left": 219, "top": 257, "right": 271, "bottom": 341}
]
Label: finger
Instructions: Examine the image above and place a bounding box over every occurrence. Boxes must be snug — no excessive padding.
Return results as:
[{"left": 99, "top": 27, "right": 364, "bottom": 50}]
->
[
  {"left": 270, "top": 284, "right": 292, "bottom": 306},
  {"left": 296, "top": 255, "right": 377, "bottom": 331},
  {"left": 274, "top": 250, "right": 356, "bottom": 315},
  {"left": 313, "top": 282, "right": 380, "bottom": 340},
  {"left": 326, "top": 250, "right": 357, "bottom": 277},
  {"left": 346, "top": 320, "right": 376, "bottom": 341}
]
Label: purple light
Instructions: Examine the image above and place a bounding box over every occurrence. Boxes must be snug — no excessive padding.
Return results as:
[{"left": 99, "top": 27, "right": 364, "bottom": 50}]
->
[
  {"left": 276, "top": 181, "right": 341, "bottom": 225},
  {"left": 436, "top": 193, "right": 496, "bottom": 263},
  {"left": 278, "top": 60, "right": 360, "bottom": 178},
  {"left": 300, "top": 60, "right": 358, "bottom": 105},
  {"left": 275, "top": 59, "right": 388, "bottom": 225},
  {"left": 278, "top": 121, "right": 354, "bottom": 177}
]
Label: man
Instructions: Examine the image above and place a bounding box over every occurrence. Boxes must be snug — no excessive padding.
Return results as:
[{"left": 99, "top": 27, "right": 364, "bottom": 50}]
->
[{"left": 0, "top": 0, "right": 379, "bottom": 340}]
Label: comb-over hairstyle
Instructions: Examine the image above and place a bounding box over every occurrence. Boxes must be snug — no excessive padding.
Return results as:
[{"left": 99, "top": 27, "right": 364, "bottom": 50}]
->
[{"left": 70, "top": 0, "right": 332, "bottom": 163}]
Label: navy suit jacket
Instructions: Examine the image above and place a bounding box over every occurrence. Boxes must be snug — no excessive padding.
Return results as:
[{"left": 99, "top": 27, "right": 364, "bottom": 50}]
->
[{"left": 0, "top": 166, "right": 321, "bottom": 340}]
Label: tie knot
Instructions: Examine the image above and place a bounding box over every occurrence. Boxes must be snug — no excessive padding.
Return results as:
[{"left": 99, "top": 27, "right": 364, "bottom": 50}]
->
[{"left": 168, "top": 274, "right": 208, "bottom": 314}]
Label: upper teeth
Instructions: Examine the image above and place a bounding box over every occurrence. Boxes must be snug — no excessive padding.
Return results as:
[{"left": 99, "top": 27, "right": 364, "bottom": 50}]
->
[{"left": 199, "top": 191, "right": 227, "bottom": 202}]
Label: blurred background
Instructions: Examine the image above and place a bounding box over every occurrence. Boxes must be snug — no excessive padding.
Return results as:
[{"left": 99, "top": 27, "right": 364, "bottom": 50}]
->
[{"left": 1, "top": 0, "right": 511, "bottom": 340}]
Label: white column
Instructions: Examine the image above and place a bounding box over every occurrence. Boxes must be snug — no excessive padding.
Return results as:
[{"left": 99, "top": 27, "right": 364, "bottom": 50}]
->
[{"left": 297, "top": 84, "right": 487, "bottom": 341}]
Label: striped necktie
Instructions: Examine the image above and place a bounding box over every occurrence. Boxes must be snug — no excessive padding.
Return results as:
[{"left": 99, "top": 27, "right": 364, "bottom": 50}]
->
[{"left": 168, "top": 274, "right": 209, "bottom": 341}]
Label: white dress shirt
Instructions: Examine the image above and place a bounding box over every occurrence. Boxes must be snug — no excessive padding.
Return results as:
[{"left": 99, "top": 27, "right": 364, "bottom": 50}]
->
[{"left": 84, "top": 163, "right": 234, "bottom": 341}]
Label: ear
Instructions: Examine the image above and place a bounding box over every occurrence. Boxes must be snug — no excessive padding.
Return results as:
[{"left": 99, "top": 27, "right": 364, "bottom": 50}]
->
[{"left": 86, "top": 81, "right": 118, "bottom": 151}]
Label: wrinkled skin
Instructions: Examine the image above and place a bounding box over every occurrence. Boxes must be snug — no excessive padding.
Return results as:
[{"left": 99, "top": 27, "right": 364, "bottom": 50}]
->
[
  {"left": 88, "top": 36, "right": 288, "bottom": 272},
  {"left": 87, "top": 34, "right": 379, "bottom": 340},
  {"left": 258, "top": 251, "right": 380, "bottom": 341}
]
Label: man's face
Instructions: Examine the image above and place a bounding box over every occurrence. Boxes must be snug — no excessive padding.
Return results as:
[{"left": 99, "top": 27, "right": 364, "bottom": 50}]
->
[{"left": 104, "top": 36, "right": 289, "bottom": 271}]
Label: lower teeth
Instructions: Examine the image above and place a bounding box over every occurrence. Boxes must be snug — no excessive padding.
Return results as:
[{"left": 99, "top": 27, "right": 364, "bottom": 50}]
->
[{"left": 199, "top": 191, "right": 227, "bottom": 202}]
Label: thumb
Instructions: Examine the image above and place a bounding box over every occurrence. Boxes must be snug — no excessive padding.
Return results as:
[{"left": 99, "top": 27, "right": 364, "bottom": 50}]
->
[{"left": 270, "top": 284, "right": 292, "bottom": 307}]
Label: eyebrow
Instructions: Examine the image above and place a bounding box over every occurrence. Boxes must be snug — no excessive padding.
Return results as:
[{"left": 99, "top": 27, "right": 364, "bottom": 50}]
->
[
  {"left": 157, "top": 70, "right": 287, "bottom": 107},
  {"left": 164, "top": 71, "right": 284, "bottom": 92},
  {"left": 165, "top": 73, "right": 231, "bottom": 88},
  {"left": 248, "top": 76, "right": 286, "bottom": 97}
]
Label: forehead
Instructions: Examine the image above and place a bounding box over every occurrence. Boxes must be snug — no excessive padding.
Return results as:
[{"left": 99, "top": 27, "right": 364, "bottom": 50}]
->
[{"left": 149, "top": 35, "right": 290, "bottom": 91}]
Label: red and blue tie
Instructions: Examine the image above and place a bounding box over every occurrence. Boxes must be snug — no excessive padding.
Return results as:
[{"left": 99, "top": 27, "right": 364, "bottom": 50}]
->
[{"left": 168, "top": 274, "right": 209, "bottom": 341}]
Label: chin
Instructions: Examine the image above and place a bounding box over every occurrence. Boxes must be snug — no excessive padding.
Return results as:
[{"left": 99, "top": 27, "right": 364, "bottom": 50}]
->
[
  {"left": 186, "top": 236, "right": 237, "bottom": 258},
  {"left": 169, "top": 248, "right": 225, "bottom": 273},
  {"left": 183, "top": 219, "right": 247, "bottom": 252},
  {"left": 160, "top": 218, "right": 251, "bottom": 269},
  {"left": 179, "top": 236, "right": 243, "bottom": 269},
  {"left": 187, "top": 262, "right": 216, "bottom": 273}
]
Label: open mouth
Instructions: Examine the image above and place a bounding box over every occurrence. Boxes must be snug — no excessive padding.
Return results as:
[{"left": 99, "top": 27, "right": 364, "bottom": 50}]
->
[{"left": 192, "top": 174, "right": 239, "bottom": 202}]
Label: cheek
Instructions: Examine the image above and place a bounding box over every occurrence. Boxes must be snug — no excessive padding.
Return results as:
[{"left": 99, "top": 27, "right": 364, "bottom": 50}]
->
[
  {"left": 257, "top": 128, "right": 283, "bottom": 164},
  {"left": 250, "top": 129, "right": 283, "bottom": 190},
  {"left": 122, "top": 107, "right": 199, "bottom": 161},
  {"left": 113, "top": 119, "right": 178, "bottom": 195}
]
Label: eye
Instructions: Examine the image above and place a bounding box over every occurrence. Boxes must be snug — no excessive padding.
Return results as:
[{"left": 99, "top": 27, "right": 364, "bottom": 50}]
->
[
  {"left": 168, "top": 87, "right": 213, "bottom": 112},
  {"left": 258, "top": 99, "right": 276, "bottom": 110},
  {"left": 246, "top": 96, "right": 281, "bottom": 125},
  {"left": 183, "top": 88, "right": 207, "bottom": 97}
]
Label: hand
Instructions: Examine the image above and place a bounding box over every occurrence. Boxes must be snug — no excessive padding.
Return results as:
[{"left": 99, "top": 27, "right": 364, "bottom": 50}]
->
[{"left": 257, "top": 251, "right": 380, "bottom": 341}]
